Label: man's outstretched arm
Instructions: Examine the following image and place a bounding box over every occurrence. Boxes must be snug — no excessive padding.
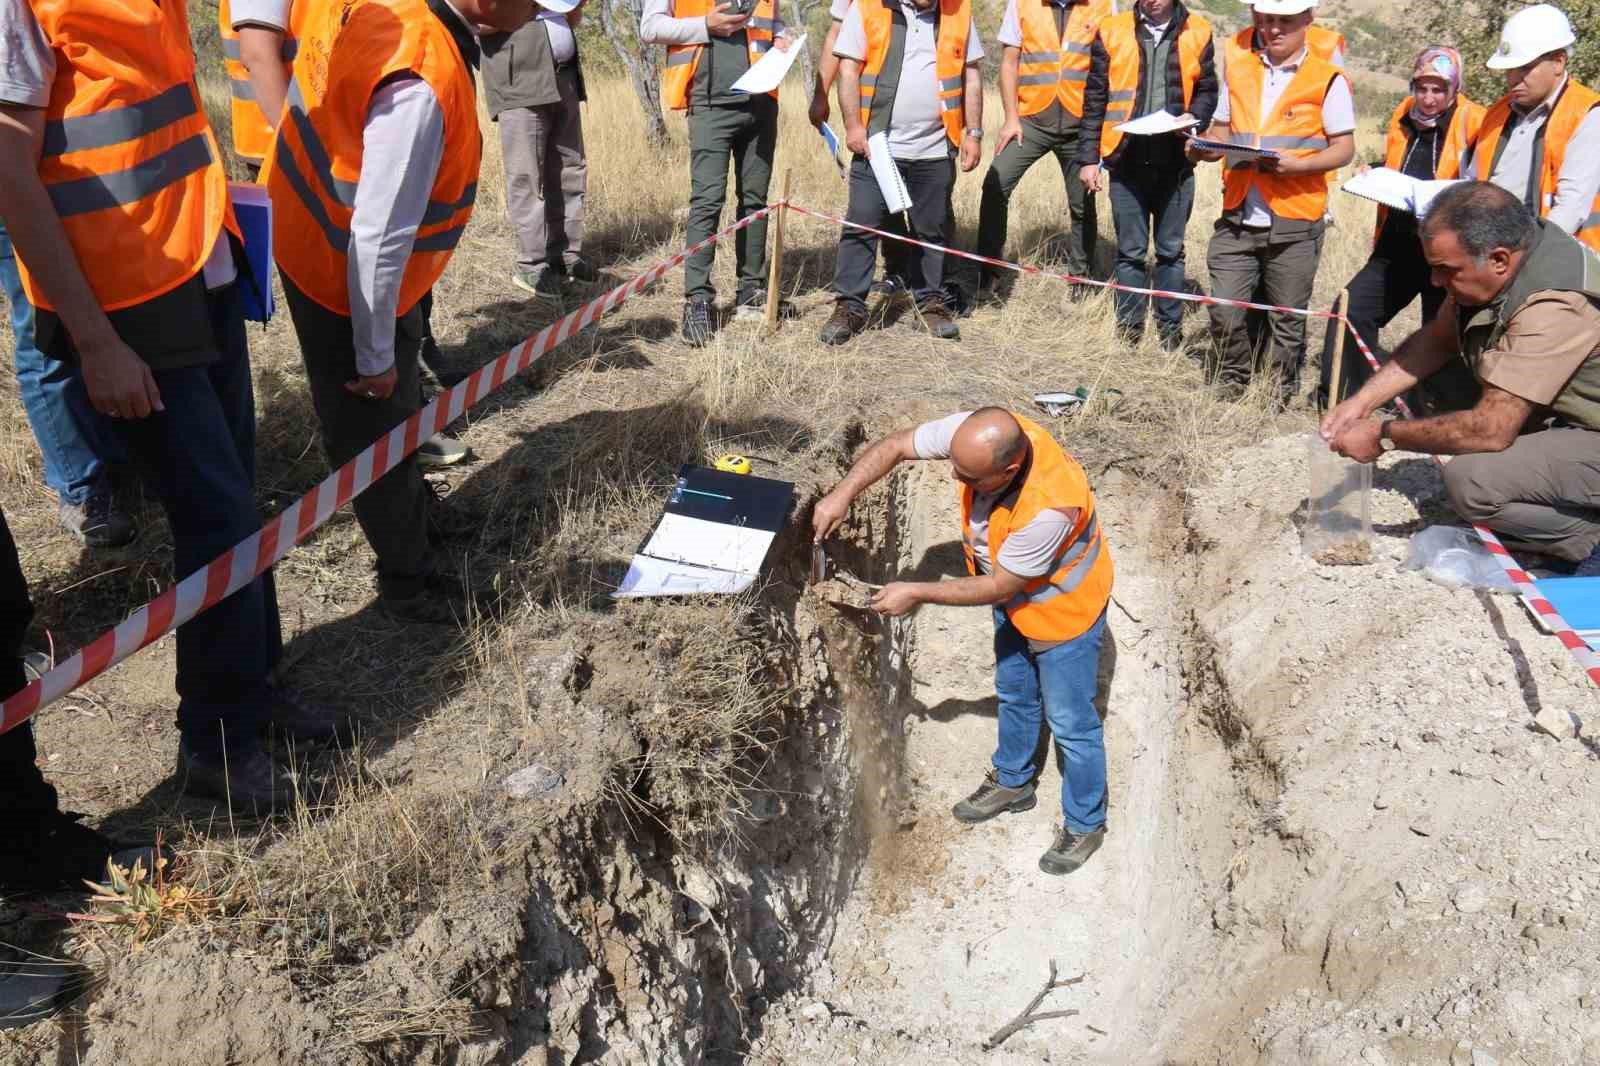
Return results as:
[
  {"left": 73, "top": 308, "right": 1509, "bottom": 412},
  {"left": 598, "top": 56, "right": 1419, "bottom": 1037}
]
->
[{"left": 812, "top": 428, "right": 918, "bottom": 541}]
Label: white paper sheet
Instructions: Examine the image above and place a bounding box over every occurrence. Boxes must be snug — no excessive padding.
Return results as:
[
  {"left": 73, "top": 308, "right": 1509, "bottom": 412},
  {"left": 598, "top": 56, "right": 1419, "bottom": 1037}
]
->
[
  {"left": 1114, "top": 111, "right": 1198, "bottom": 136},
  {"left": 732, "top": 33, "right": 805, "bottom": 94},
  {"left": 612, "top": 514, "right": 778, "bottom": 599},
  {"left": 866, "top": 131, "right": 913, "bottom": 213},
  {"left": 1340, "top": 167, "right": 1463, "bottom": 217}
]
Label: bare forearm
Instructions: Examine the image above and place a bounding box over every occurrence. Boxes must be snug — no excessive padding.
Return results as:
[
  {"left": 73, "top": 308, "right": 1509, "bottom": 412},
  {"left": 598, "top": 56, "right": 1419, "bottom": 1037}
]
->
[
  {"left": 239, "top": 29, "right": 291, "bottom": 125},
  {"left": 839, "top": 63, "right": 864, "bottom": 133},
  {"left": 1296, "top": 135, "right": 1354, "bottom": 175},
  {"left": 963, "top": 64, "right": 982, "bottom": 129},
  {"left": 909, "top": 573, "right": 1015, "bottom": 607},
  {"left": 835, "top": 430, "right": 913, "bottom": 502},
  {"left": 1349, "top": 324, "right": 1455, "bottom": 415},
  {"left": 1000, "top": 49, "right": 1020, "bottom": 124},
  {"left": 816, "top": 21, "right": 842, "bottom": 92},
  {"left": 0, "top": 117, "right": 118, "bottom": 353},
  {"left": 1389, "top": 410, "right": 1515, "bottom": 456}
]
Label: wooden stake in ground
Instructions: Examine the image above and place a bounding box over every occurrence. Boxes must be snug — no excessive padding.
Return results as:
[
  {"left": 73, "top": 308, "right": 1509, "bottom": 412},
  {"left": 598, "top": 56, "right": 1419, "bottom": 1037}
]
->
[
  {"left": 982, "top": 958, "right": 1086, "bottom": 1051},
  {"left": 765, "top": 169, "right": 792, "bottom": 331},
  {"left": 1327, "top": 288, "right": 1349, "bottom": 405}
]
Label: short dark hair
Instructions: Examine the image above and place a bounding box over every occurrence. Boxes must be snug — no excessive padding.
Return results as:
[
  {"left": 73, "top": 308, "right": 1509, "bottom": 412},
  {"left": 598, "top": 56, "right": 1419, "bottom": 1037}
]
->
[{"left": 1421, "top": 181, "right": 1536, "bottom": 261}]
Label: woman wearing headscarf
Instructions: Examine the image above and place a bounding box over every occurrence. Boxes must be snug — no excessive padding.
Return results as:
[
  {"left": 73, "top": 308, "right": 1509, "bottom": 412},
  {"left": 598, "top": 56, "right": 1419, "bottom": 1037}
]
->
[{"left": 1317, "top": 47, "right": 1485, "bottom": 409}]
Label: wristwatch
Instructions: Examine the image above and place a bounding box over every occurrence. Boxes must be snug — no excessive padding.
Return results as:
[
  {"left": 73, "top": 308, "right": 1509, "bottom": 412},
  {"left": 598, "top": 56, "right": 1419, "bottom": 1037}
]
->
[
  {"left": 1379, "top": 419, "right": 1397, "bottom": 452},
  {"left": 965, "top": 127, "right": 984, "bottom": 140}
]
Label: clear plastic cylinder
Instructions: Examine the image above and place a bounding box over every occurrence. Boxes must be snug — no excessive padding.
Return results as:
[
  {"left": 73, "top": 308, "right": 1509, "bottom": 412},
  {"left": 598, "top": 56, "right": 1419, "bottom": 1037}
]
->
[{"left": 1305, "top": 433, "right": 1374, "bottom": 565}]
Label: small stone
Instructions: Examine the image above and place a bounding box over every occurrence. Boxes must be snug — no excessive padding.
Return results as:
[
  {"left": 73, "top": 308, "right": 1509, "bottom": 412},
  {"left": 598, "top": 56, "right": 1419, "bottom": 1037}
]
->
[
  {"left": 1454, "top": 882, "right": 1488, "bottom": 914},
  {"left": 1411, "top": 814, "right": 1439, "bottom": 837},
  {"left": 1579, "top": 993, "right": 1597, "bottom": 1010},
  {"left": 867, "top": 958, "right": 890, "bottom": 976},
  {"left": 1398, "top": 736, "right": 1425, "bottom": 755},
  {"left": 800, "top": 1001, "right": 832, "bottom": 1023},
  {"left": 1471, "top": 1050, "right": 1499, "bottom": 1066},
  {"left": 1533, "top": 707, "right": 1579, "bottom": 740},
  {"left": 1373, "top": 792, "right": 1390, "bottom": 810},
  {"left": 1361, "top": 1046, "right": 1389, "bottom": 1065},
  {"left": 1532, "top": 823, "right": 1562, "bottom": 841},
  {"left": 503, "top": 762, "right": 563, "bottom": 798}
]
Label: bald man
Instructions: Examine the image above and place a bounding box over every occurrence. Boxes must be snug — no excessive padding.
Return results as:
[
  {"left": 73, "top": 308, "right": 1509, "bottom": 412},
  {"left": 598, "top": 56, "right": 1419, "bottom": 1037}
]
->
[{"left": 814, "top": 407, "right": 1116, "bottom": 875}]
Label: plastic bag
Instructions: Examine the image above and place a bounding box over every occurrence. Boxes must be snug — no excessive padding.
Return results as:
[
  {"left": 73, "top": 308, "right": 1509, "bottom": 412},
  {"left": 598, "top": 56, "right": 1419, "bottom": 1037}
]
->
[{"left": 1401, "top": 525, "right": 1515, "bottom": 592}]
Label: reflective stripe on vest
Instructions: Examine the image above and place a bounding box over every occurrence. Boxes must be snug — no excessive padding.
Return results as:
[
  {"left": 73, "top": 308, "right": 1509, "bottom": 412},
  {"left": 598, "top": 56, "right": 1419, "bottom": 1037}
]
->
[
  {"left": 661, "top": 0, "right": 778, "bottom": 110},
  {"left": 1016, "top": 0, "right": 1115, "bottom": 118},
  {"left": 857, "top": 0, "right": 972, "bottom": 147},
  {"left": 1374, "top": 95, "right": 1484, "bottom": 241},
  {"left": 1094, "top": 10, "right": 1211, "bottom": 161},
  {"left": 959, "top": 414, "right": 1114, "bottom": 644},
  {"left": 23, "top": 0, "right": 229, "bottom": 314},
  {"left": 219, "top": 0, "right": 307, "bottom": 164},
  {"left": 266, "top": 0, "right": 481, "bottom": 317},
  {"left": 1220, "top": 41, "right": 1340, "bottom": 222},
  {"left": 1475, "top": 82, "right": 1600, "bottom": 253}
]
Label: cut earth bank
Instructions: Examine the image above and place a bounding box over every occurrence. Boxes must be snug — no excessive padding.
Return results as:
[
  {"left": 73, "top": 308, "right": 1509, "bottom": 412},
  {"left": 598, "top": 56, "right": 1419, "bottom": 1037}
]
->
[{"left": 9, "top": 427, "right": 1599, "bottom": 1066}]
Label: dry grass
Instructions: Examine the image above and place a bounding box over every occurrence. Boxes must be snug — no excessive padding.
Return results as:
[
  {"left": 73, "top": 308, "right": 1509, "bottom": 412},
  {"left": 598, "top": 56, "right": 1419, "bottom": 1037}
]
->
[{"left": 1, "top": 21, "right": 1410, "bottom": 1052}]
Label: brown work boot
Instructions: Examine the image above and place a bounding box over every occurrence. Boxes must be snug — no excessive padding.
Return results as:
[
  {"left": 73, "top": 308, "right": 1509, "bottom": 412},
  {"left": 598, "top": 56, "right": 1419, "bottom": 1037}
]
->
[
  {"left": 917, "top": 299, "right": 960, "bottom": 340},
  {"left": 818, "top": 302, "right": 868, "bottom": 346},
  {"left": 177, "top": 743, "right": 298, "bottom": 814}
]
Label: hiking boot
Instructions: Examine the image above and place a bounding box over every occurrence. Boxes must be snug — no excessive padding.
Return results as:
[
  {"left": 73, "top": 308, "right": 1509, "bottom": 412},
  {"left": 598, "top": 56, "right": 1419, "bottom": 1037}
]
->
[
  {"left": 977, "top": 270, "right": 1003, "bottom": 304},
  {"left": 818, "top": 303, "right": 868, "bottom": 346},
  {"left": 564, "top": 256, "right": 599, "bottom": 284},
  {"left": 869, "top": 274, "right": 911, "bottom": 305},
  {"left": 1066, "top": 281, "right": 1096, "bottom": 303},
  {"left": 951, "top": 769, "right": 1037, "bottom": 824},
  {"left": 379, "top": 571, "right": 467, "bottom": 626},
  {"left": 1038, "top": 823, "right": 1106, "bottom": 876},
  {"left": 734, "top": 286, "right": 796, "bottom": 321},
  {"left": 58, "top": 478, "right": 135, "bottom": 549},
  {"left": 22, "top": 651, "right": 51, "bottom": 682},
  {"left": 917, "top": 299, "right": 960, "bottom": 341},
  {"left": 261, "top": 685, "right": 348, "bottom": 747},
  {"left": 512, "top": 264, "right": 564, "bottom": 300},
  {"left": 0, "top": 812, "right": 118, "bottom": 893},
  {"left": 682, "top": 296, "right": 714, "bottom": 347},
  {"left": 177, "top": 743, "right": 297, "bottom": 814},
  {"left": 417, "top": 434, "right": 471, "bottom": 468},
  {"left": 1157, "top": 327, "right": 1185, "bottom": 354}
]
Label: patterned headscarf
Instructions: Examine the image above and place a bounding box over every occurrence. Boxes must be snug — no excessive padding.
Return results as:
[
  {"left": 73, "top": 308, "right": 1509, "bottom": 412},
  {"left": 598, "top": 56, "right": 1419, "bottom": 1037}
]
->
[{"left": 1409, "top": 46, "right": 1463, "bottom": 127}]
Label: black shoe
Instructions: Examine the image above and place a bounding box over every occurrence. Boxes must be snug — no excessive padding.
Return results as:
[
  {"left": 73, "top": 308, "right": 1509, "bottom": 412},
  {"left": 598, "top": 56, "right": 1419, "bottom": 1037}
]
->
[
  {"left": 682, "top": 297, "right": 714, "bottom": 346},
  {"left": 734, "top": 287, "right": 796, "bottom": 321},
  {"left": 917, "top": 299, "right": 960, "bottom": 341},
  {"left": 1066, "top": 281, "right": 1096, "bottom": 304},
  {"left": 564, "top": 256, "right": 600, "bottom": 284},
  {"left": 58, "top": 477, "right": 135, "bottom": 549},
  {"left": 177, "top": 743, "right": 297, "bottom": 814},
  {"left": 512, "top": 264, "right": 564, "bottom": 300},
  {"left": 869, "top": 274, "right": 911, "bottom": 304},
  {"left": 951, "top": 769, "right": 1037, "bottom": 824},
  {"left": 261, "top": 685, "right": 348, "bottom": 747},
  {"left": 1157, "top": 327, "right": 1185, "bottom": 354},
  {"left": 379, "top": 571, "right": 468, "bottom": 627},
  {"left": 1038, "top": 823, "right": 1106, "bottom": 876},
  {"left": 818, "top": 303, "right": 868, "bottom": 346},
  {"left": 424, "top": 478, "right": 476, "bottom": 544},
  {"left": 977, "top": 271, "right": 1003, "bottom": 304},
  {"left": 0, "top": 812, "right": 117, "bottom": 893}
]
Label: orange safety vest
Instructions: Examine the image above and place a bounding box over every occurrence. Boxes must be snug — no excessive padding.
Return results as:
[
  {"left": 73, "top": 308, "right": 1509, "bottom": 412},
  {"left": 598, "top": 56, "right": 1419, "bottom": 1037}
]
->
[
  {"left": 1232, "top": 24, "right": 1343, "bottom": 66},
  {"left": 218, "top": 0, "right": 313, "bottom": 165},
  {"left": 1095, "top": 10, "right": 1212, "bottom": 160},
  {"left": 662, "top": 0, "right": 778, "bottom": 111},
  {"left": 959, "top": 415, "right": 1114, "bottom": 644},
  {"left": 1220, "top": 43, "right": 1341, "bottom": 222},
  {"left": 1374, "top": 95, "right": 1484, "bottom": 240},
  {"left": 1474, "top": 81, "right": 1600, "bottom": 252},
  {"left": 858, "top": 0, "right": 972, "bottom": 147},
  {"left": 267, "top": 0, "right": 481, "bottom": 318},
  {"left": 1017, "top": 0, "right": 1116, "bottom": 119},
  {"left": 21, "top": 0, "right": 230, "bottom": 314}
]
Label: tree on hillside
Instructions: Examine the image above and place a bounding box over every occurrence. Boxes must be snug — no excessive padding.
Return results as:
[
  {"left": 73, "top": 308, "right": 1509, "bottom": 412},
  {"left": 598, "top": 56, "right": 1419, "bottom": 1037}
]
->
[
  {"left": 597, "top": 0, "right": 670, "bottom": 147},
  {"left": 1419, "top": 0, "right": 1600, "bottom": 104}
]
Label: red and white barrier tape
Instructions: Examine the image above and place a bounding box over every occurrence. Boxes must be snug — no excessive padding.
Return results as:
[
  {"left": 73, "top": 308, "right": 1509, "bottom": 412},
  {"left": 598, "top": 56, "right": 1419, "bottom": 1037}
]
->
[
  {"left": 794, "top": 198, "right": 1600, "bottom": 689},
  {"left": 0, "top": 207, "right": 775, "bottom": 735}
]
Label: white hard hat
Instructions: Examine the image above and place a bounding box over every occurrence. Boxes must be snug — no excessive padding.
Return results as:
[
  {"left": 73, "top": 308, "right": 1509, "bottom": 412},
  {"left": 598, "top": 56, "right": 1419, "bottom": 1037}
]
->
[
  {"left": 1487, "top": 4, "right": 1577, "bottom": 69},
  {"left": 1250, "top": 0, "right": 1316, "bottom": 13}
]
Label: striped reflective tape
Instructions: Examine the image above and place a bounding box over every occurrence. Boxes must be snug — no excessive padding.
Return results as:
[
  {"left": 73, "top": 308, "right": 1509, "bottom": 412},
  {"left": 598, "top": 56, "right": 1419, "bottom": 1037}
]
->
[
  {"left": 47, "top": 134, "right": 214, "bottom": 218},
  {"left": 43, "top": 84, "right": 198, "bottom": 157}
]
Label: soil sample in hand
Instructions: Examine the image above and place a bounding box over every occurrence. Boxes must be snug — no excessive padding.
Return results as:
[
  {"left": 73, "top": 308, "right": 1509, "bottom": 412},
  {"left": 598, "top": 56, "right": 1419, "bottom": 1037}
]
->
[{"left": 1313, "top": 540, "right": 1375, "bottom": 566}]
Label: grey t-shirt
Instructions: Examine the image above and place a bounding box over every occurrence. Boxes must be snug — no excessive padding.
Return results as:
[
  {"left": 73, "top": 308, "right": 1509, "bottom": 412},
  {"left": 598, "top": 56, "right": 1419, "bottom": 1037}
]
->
[
  {"left": 912, "top": 412, "right": 1075, "bottom": 577},
  {"left": 834, "top": 1, "right": 982, "bottom": 161},
  {"left": 0, "top": 0, "right": 55, "bottom": 108}
]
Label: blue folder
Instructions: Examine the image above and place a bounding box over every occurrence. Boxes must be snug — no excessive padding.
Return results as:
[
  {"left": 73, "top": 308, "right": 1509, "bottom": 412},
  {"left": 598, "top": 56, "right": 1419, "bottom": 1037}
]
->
[
  {"left": 229, "top": 182, "right": 274, "bottom": 324},
  {"left": 1526, "top": 576, "right": 1600, "bottom": 643}
]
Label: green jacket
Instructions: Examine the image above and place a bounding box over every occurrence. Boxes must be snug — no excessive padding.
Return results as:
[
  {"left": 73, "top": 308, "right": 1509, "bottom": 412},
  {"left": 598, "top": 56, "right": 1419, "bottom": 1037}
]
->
[
  {"left": 481, "top": 17, "right": 586, "bottom": 118},
  {"left": 1457, "top": 220, "right": 1600, "bottom": 431}
]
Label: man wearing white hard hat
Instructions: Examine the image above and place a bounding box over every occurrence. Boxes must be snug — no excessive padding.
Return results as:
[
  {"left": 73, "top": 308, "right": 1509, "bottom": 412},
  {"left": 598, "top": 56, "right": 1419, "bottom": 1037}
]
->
[
  {"left": 1470, "top": 3, "right": 1600, "bottom": 251},
  {"left": 482, "top": 0, "right": 596, "bottom": 300},
  {"left": 1187, "top": 0, "right": 1354, "bottom": 405}
]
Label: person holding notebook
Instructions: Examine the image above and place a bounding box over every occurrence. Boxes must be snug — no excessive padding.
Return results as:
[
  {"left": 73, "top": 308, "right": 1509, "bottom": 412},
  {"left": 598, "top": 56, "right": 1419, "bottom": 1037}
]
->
[{"left": 819, "top": 0, "right": 984, "bottom": 345}]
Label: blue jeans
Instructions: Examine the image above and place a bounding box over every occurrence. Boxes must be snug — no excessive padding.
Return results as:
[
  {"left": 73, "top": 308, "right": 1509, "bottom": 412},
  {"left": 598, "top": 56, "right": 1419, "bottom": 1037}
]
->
[
  {"left": 1107, "top": 166, "right": 1195, "bottom": 335},
  {"left": 0, "top": 221, "right": 120, "bottom": 505},
  {"left": 992, "top": 607, "right": 1108, "bottom": 834},
  {"left": 110, "top": 284, "right": 281, "bottom": 759}
]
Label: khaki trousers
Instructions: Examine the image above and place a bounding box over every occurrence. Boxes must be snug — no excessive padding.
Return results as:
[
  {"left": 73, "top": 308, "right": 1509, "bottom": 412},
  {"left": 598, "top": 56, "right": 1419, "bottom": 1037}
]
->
[
  {"left": 1441, "top": 426, "right": 1600, "bottom": 564},
  {"left": 1204, "top": 218, "right": 1324, "bottom": 400},
  {"left": 498, "top": 65, "right": 587, "bottom": 273}
]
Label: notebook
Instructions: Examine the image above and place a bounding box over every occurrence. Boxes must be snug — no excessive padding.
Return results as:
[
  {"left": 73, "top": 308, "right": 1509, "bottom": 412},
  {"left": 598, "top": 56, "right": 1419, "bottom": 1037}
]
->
[
  {"left": 866, "top": 131, "right": 913, "bottom": 214},
  {"left": 229, "top": 181, "right": 274, "bottom": 324}
]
